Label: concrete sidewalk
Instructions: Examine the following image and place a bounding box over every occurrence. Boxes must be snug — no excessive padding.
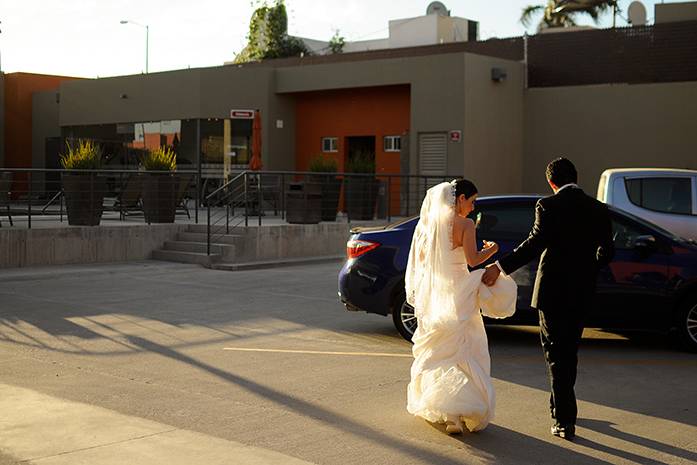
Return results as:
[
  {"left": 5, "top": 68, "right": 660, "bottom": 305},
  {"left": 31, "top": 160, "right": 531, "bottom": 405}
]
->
[
  {"left": 1, "top": 261, "right": 696, "bottom": 465},
  {"left": 0, "top": 383, "right": 314, "bottom": 465}
]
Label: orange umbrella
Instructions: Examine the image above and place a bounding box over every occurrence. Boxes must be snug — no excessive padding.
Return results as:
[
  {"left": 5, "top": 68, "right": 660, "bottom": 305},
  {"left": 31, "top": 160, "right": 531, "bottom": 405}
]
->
[{"left": 249, "top": 110, "right": 263, "bottom": 171}]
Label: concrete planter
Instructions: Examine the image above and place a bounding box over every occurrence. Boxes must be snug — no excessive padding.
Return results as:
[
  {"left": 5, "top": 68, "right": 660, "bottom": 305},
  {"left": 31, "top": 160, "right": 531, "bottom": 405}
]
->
[
  {"left": 62, "top": 173, "right": 106, "bottom": 226},
  {"left": 345, "top": 177, "right": 379, "bottom": 221},
  {"left": 142, "top": 172, "right": 177, "bottom": 224},
  {"left": 310, "top": 175, "right": 342, "bottom": 222}
]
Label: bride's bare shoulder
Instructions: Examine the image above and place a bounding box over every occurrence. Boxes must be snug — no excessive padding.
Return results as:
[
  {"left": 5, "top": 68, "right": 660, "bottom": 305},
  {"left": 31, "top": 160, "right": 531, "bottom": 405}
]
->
[
  {"left": 453, "top": 216, "right": 475, "bottom": 233},
  {"left": 454, "top": 216, "right": 474, "bottom": 227}
]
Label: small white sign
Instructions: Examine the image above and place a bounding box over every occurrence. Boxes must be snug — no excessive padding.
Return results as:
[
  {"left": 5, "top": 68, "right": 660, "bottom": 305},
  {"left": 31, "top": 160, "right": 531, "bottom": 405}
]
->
[{"left": 276, "top": 119, "right": 284, "bottom": 129}]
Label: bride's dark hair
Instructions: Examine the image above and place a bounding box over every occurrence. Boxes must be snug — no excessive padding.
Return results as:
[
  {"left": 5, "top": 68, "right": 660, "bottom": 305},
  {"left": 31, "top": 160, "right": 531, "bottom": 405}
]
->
[{"left": 454, "top": 179, "right": 478, "bottom": 200}]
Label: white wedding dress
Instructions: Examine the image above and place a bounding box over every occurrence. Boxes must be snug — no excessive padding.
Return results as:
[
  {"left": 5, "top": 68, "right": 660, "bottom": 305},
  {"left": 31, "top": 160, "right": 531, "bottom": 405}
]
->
[{"left": 405, "top": 182, "right": 517, "bottom": 432}]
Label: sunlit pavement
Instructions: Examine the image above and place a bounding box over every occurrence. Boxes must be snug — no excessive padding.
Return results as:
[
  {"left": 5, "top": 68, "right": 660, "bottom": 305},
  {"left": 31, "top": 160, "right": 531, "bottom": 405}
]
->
[{"left": 0, "top": 261, "right": 695, "bottom": 465}]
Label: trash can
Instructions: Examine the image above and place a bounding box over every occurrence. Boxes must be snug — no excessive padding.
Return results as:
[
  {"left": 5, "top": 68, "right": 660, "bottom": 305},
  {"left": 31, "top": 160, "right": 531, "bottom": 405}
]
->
[
  {"left": 285, "top": 182, "right": 322, "bottom": 224},
  {"left": 376, "top": 180, "right": 387, "bottom": 219}
]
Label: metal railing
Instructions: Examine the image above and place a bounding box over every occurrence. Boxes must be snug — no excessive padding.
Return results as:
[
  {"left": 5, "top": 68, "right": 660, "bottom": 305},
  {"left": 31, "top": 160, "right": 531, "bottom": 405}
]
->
[
  {"left": 204, "top": 170, "right": 462, "bottom": 256},
  {"left": 0, "top": 168, "right": 202, "bottom": 228}
]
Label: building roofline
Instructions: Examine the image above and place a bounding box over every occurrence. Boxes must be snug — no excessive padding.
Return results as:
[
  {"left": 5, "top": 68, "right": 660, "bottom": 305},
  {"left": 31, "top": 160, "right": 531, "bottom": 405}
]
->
[
  {"left": 231, "top": 36, "right": 525, "bottom": 69},
  {"left": 1, "top": 71, "right": 84, "bottom": 80}
]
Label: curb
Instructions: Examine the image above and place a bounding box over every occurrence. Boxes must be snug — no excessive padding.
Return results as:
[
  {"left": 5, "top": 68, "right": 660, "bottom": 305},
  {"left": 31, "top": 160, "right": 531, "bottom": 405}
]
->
[{"left": 209, "top": 255, "right": 344, "bottom": 271}]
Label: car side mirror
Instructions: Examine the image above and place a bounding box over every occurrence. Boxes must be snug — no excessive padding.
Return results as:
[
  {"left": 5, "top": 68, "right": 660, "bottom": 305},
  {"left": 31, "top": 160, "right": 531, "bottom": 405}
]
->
[{"left": 633, "top": 235, "right": 657, "bottom": 252}]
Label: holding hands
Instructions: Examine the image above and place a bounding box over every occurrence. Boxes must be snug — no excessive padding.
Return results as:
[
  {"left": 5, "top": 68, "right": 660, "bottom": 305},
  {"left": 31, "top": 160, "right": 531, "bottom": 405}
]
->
[
  {"left": 479, "top": 240, "right": 501, "bottom": 287},
  {"left": 482, "top": 263, "right": 501, "bottom": 287}
]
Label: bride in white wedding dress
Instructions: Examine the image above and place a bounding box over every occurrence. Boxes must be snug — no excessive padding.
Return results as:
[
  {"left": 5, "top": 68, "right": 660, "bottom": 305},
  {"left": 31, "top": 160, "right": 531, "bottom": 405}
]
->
[{"left": 406, "top": 179, "right": 517, "bottom": 434}]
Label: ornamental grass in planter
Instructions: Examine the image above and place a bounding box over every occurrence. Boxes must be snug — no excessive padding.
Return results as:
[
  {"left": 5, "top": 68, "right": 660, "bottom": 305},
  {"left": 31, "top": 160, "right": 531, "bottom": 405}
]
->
[
  {"left": 141, "top": 146, "right": 178, "bottom": 224},
  {"left": 60, "top": 139, "right": 106, "bottom": 226},
  {"left": 345, "top": 151, "right": 379, "bottom": 221},
  {"left": 309, "top": 154, "right": 341, "bottom": 221}
]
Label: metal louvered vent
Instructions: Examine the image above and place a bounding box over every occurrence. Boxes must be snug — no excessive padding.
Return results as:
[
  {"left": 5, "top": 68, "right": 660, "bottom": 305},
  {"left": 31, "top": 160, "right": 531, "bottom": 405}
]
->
[{"left": 418, "top": 133, "right": 447, "bottom": 177}]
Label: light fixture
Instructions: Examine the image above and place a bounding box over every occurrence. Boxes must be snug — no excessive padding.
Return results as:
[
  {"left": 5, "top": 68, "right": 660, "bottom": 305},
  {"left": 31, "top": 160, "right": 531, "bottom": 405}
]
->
[{"left": 491, "top": 67, "right": 507, "bottom": 82}]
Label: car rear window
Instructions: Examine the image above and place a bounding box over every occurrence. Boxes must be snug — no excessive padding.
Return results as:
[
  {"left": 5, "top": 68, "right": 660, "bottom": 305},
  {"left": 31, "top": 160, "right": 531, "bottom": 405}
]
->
[
  {"left": 625, "top": 177, "right": 693, "bottom": 215},
  {"left": 475, "top": 203, "right": 536, "bottom": 241}
]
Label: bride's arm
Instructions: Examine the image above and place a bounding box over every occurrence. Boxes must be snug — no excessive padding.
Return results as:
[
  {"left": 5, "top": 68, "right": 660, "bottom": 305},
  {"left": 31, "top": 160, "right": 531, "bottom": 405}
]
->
[{"left": 461, "top": 219, "right": 498, "bottom": 267}]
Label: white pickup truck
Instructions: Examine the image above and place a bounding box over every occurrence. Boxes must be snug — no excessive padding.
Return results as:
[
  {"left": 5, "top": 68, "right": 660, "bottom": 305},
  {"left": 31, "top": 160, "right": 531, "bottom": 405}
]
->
[{"left": 597, "top": 168, "right": 697, "bottom": 240}]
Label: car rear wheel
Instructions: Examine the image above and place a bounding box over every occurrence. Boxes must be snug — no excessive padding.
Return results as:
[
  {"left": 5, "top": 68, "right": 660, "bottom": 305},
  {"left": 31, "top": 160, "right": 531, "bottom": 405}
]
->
[
  {"left": 393, "top": 293, "right": 417, "bottom": 342},
  {"left": 677, "top": 295, "right": 697, "bottom": 352}
]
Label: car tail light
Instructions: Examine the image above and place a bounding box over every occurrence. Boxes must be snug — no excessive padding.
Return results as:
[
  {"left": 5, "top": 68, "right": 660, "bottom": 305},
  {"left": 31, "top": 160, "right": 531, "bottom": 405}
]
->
[{"left": 347, "top": 239, "right": 380, "bottom": 259}]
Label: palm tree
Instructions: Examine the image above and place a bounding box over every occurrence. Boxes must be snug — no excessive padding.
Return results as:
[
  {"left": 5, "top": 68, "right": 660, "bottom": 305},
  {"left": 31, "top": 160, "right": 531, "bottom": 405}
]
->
[{"left": 521, "top": 0, "right": 617, "bottom": 30}]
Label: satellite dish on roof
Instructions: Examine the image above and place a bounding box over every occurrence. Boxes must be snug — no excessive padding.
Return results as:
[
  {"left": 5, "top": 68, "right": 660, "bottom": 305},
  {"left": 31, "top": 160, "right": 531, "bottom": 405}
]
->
[
  {"left": 426, "top": 1, "right": 450, "bottom": 16},
  {"left": 628, "top": 1, "right": 647, "bottom": 26}
]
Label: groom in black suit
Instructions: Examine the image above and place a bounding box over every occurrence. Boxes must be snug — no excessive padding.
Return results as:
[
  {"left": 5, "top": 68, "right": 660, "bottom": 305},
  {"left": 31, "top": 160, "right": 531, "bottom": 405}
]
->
[{"left": 481, "top": 157, "right": 614, "bottom": 440}]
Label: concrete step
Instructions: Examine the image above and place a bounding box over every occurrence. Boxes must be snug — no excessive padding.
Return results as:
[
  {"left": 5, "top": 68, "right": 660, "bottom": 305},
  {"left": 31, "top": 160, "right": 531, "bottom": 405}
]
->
[
  {"left": 185, "top": 223, "right": 249, "bottom": 234},
  {"left": 163, "top": 241, "right": 235, "bottom": 260},
  {"left": 163, "top": 240, "right": 224, "bottom": 253},
  {"left": 176, "top": 231, "right": 244, "bottom": 245},
  {"left": 211, "top": 255, "right": 344, "bottom": 272},
  {"left": 152, "top": 249, "right": 221, "bottom": 266}
]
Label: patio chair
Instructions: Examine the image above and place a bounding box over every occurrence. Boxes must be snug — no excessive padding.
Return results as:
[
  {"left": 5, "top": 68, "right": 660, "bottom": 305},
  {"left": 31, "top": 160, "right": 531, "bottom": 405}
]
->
[
  {"left": 0, "top": 172, "right": 13, "bottom": 227},
  {"left": 247, "top": 173, "right": 281, "bottom": 216},
  {"left": 113, "top": 174, "right": 143, "bottom": 220},
  {"left": 175, "top": 173, "right": 194, "bottom": 218}
]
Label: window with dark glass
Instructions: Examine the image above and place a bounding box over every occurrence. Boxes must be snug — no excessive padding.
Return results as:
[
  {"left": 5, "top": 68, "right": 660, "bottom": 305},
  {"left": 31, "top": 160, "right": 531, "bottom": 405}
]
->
[
  {"left": 322, "top": 137, "right": 338, "bottom": 153},
  {"left": 383, "top": 135, "right": 401, "bottom": 152},
  {"left": 625, "top": 177, "right": 693, "bottom": 215},
  {"left": 611, "top": 214, "right": 651, "bottom": 250},
  {"left": 474, "top": 204, "right": 536, "bottom": 241}
]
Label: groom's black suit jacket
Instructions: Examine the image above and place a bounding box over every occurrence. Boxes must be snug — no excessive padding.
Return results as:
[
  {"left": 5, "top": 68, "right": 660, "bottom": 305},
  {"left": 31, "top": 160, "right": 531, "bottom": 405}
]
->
[{"left": 498, "top": 186, "right": 614, "bottom": 311}]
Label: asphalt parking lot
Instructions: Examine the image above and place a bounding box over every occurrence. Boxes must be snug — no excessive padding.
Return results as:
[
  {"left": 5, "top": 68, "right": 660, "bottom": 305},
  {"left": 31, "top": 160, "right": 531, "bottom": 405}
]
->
[{"left": 0, "top": 260, "right": 696, "bottom": 465}]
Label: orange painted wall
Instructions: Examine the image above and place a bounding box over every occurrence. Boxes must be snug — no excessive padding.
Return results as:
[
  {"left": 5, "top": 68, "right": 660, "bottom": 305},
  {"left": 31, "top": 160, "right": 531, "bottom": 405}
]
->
[
  {"left": 294, "top": 85, "right": 410, "bottom": 175},
  {"left": 3, "top": 72, "right": 81, "bottom": 168},
  {"left": 295, "top": 85, "right": 410, "bottom": 216}
]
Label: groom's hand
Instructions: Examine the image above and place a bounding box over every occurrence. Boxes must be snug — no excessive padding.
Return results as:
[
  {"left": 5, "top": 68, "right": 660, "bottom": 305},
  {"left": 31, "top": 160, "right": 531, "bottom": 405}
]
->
[{"left": 482, "top": 264, "right": 501, "bottom": 287}]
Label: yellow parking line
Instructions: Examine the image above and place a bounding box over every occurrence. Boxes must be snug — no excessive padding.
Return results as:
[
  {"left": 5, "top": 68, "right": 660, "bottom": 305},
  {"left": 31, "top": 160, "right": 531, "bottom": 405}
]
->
[
  {"left": 223, "top": 347, "right": 412, "bottom": 358},
  {"left": 223, "top": 348, "right": 696, "bottom": 365}
]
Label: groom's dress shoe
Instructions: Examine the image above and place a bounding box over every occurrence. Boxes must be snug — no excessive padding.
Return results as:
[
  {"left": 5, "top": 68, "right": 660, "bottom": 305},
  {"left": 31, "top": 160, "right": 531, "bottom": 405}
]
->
[{"left": 551, "top": 424, "right": 575, "bottom": 440}]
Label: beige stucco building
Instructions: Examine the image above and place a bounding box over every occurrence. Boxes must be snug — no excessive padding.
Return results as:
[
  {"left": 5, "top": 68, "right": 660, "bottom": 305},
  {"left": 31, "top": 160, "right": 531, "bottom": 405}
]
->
[{"left": 2, "top": 2, "right": 697, "bottom": 197}]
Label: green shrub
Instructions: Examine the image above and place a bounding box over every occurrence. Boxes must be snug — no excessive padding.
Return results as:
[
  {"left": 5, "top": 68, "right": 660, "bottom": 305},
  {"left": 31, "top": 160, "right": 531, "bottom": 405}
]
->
[
  {"left": 309, "top": 154, "right": 338, "bottom": 172},
  {"left": 60, "top": 139, "right": 102, "bottom": 169},
  {"left": 142, "top": 146, "right": 177, "bottom": 171},
  {"left": 345, "top": 151, "right": 375, "bottom": 174}
]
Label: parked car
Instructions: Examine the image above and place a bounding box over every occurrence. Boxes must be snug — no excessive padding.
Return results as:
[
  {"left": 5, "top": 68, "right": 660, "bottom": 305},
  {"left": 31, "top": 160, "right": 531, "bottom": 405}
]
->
[
  {"left": 338, "top": 195, "right": 697, "bottom": 351},
  {"left": 597, "top": 168, "right": 697, "bottom": 240}
]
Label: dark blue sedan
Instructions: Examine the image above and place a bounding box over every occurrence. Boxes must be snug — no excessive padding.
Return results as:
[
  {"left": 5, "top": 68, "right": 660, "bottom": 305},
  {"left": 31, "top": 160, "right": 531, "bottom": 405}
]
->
[{"left": 338, "top": 195, "right": 697, "bottom": 351}]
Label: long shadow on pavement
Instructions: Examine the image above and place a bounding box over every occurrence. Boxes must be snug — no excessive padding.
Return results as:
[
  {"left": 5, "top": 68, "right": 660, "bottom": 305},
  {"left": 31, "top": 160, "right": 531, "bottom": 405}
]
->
[
  {"left": 428, "top": 423, "right": 610, "bottom": 465},
  {"left": 577, "top": 418, "right": 697, "bottom": 464},
  {"left": 124, "top": 334, "right": 606, "bottom": 465}
]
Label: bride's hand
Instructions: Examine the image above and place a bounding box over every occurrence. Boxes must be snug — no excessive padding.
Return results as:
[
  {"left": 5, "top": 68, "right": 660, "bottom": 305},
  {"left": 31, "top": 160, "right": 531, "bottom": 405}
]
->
[{"left": 482, "top": 240, "right": 499, "bottom": 254}]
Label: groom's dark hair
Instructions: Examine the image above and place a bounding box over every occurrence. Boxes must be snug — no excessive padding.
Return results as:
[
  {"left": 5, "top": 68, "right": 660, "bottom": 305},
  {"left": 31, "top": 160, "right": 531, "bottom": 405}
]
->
[
  {"left": 546, "top": 158, "right": 577, "bottom": 187},
  {"left": 454, "top": 179, "right": 478, "bottom": 199}
]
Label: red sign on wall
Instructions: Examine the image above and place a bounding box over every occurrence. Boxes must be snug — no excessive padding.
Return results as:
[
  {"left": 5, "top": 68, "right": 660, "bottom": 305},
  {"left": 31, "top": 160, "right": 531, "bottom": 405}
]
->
[
  {"left": 449, "top": 130, "right": 462, "bottom": 142},
  {"left": 230, "top": 109, "right": 255, "bottom": 119}
]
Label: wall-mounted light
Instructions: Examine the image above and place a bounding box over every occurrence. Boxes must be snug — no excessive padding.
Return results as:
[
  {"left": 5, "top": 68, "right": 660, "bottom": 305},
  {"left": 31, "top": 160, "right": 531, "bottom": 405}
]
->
[{"left": 491, "top": 67, "right": 507, "bottom": 82}]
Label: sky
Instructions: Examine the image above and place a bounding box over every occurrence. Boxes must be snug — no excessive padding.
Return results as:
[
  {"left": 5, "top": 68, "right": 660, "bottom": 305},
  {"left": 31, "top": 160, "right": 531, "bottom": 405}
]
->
[{"left": 0, "top": 0, "right": 690, "bottom": 78}]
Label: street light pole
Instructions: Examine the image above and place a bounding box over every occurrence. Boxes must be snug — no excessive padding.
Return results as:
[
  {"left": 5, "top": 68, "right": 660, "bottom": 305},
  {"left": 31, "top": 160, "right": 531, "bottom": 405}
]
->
[
  {"left": 145, "top": 24, "right": 149, "bottom": 74},
  {"left": 120, "top": 20, "right": 149, "bottom": 73}
]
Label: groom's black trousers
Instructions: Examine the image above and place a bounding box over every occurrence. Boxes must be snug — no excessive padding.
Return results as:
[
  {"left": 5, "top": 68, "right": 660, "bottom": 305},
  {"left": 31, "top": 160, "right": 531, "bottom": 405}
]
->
[{"left": 538, "top": 306, "right": 586, "bottom": 426}]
